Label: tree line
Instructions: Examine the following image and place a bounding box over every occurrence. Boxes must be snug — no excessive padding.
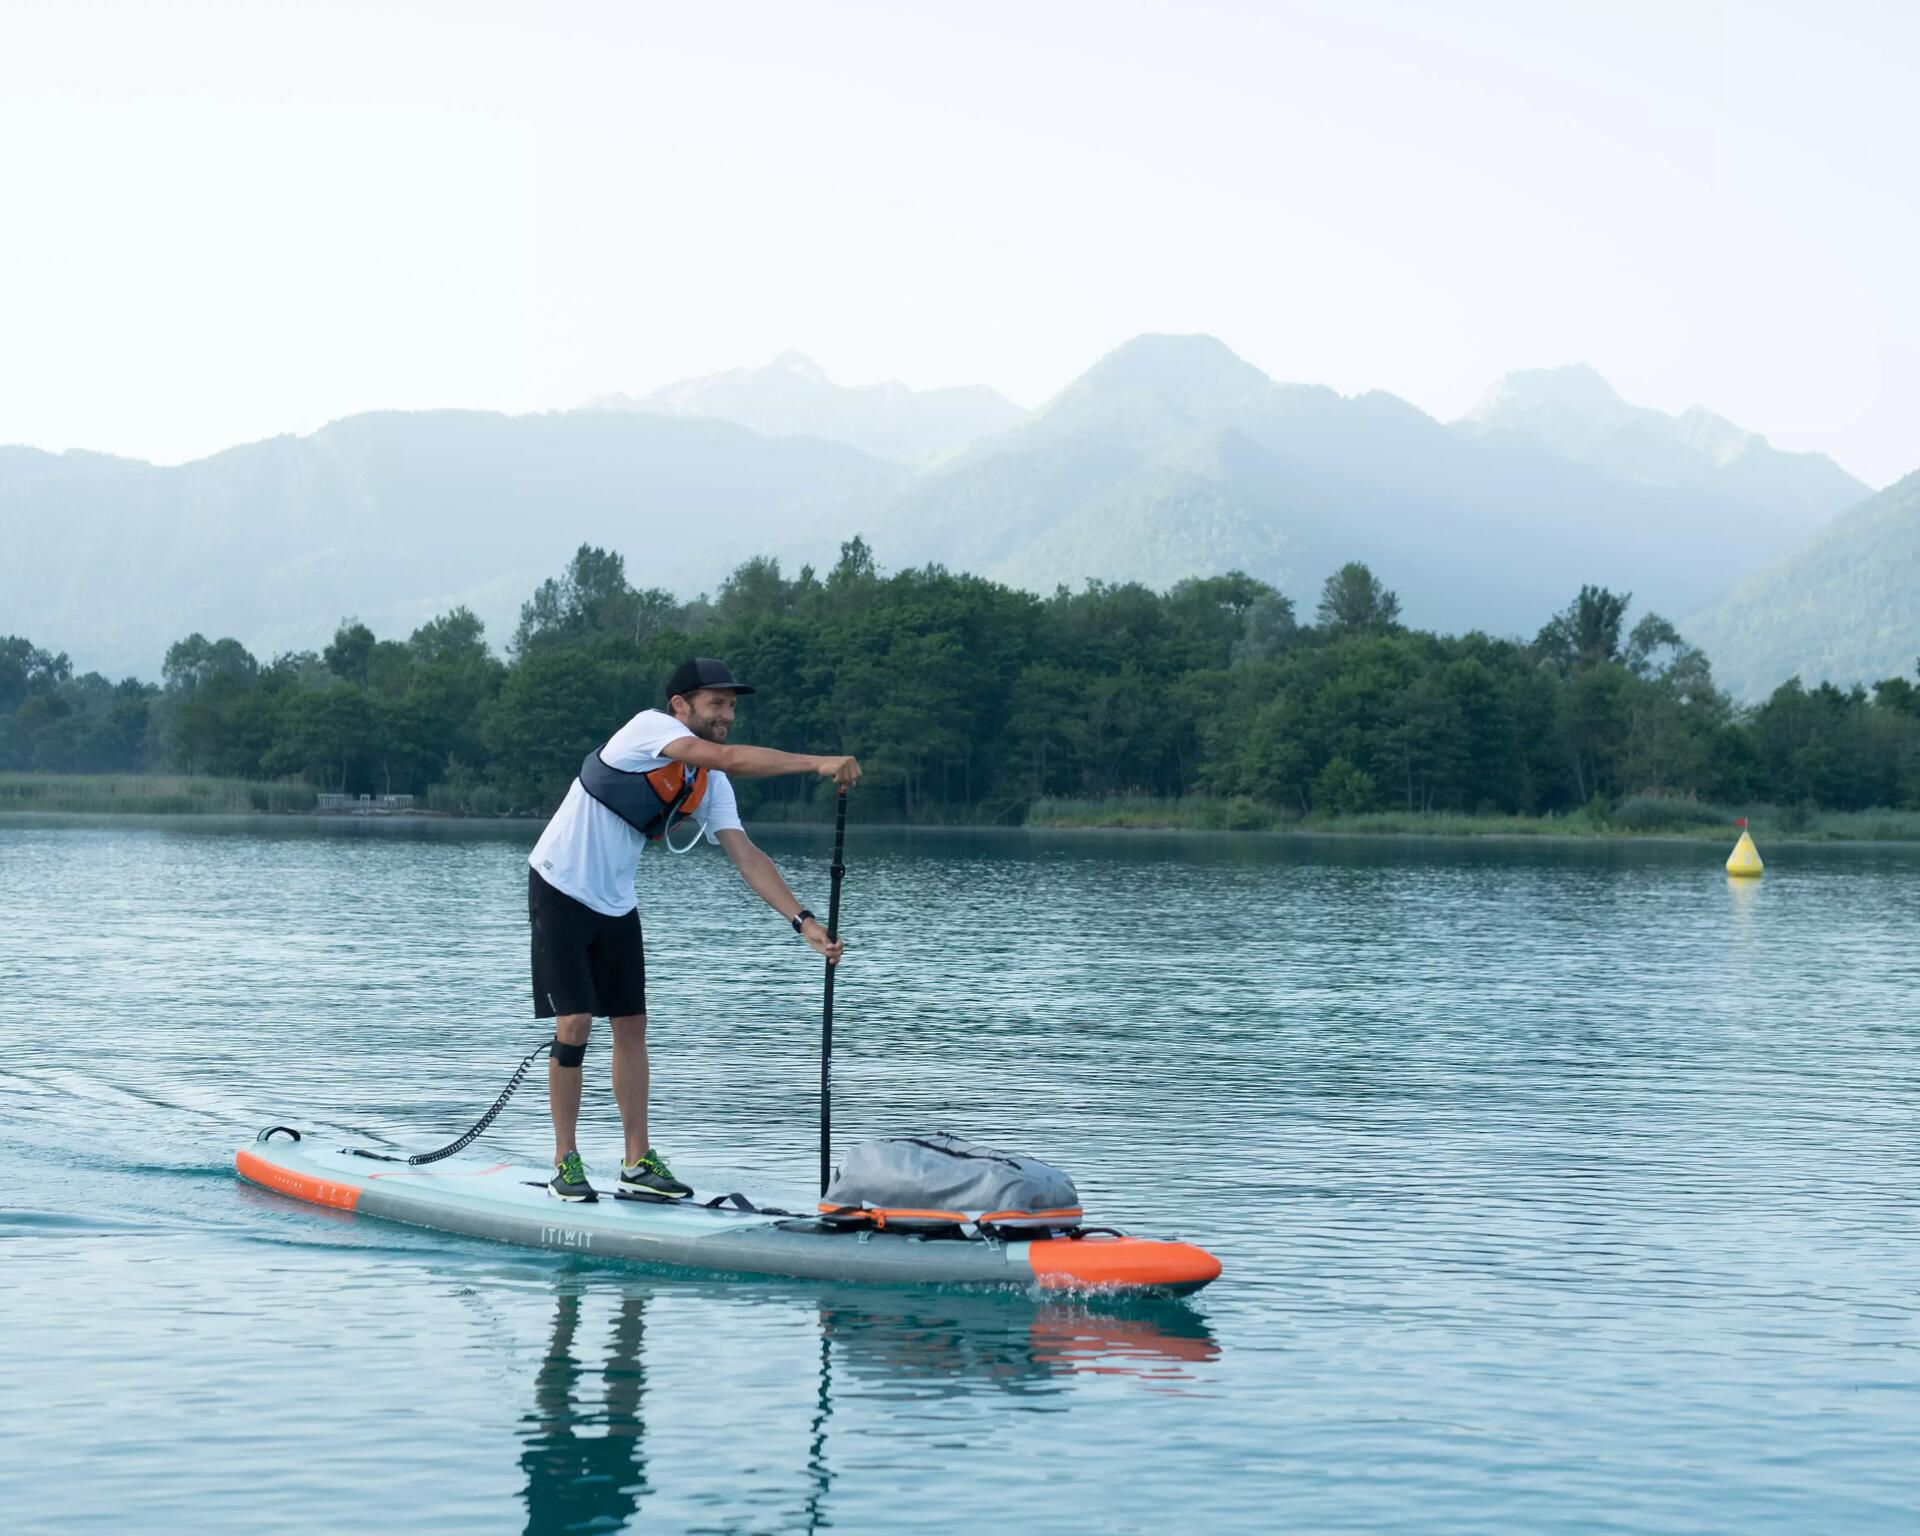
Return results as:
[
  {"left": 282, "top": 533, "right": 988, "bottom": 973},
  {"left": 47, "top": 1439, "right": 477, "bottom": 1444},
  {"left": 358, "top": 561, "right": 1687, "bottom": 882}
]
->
[{"left": 5, "top": 538, "right": 1919, "bottom": 821}]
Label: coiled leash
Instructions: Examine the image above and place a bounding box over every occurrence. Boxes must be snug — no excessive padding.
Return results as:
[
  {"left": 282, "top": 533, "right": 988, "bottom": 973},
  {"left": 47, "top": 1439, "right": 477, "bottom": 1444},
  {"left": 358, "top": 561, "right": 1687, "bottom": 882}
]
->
[{"left": 350, "top": 1039, "right": 554, "bottom": 1167}]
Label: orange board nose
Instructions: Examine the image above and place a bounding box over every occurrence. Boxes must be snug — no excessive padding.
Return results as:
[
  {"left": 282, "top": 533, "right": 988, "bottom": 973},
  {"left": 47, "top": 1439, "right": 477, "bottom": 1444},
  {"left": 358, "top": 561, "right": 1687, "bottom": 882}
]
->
[
  {"left": 235, "top": 1147, "right": 360, "bottom": 1211},
  {"left": 1024, "top": 1235, "right": 1221, "bottom": 1291}
]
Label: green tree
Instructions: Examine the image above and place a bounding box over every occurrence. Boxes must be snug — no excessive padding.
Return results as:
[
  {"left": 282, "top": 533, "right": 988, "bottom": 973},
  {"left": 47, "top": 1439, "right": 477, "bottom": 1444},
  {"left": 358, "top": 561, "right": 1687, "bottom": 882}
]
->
[
  {"left": 829, "top": 535, "right": 877, "bottom": 591},
  {"left": 263, "top": 683, "right": 375, "bottom": 791},
  {"left": 405, "top": 607, "right": 504, "bottom": 775},
  {"left": 1557, "top": 663, "right": 1632, "bottom": 804},
  {"left": 1872, "top": 669, "right": 1920, "bottom": 718},
  {"left": 1166, "top": 572, "right": 1283, "bottom": 670},
  {"left": 1228, "top": 688, "right": 1314, "bottom": 810},
  {"left": 1231, "top": 593, "right": 1299, "bottom": 666},
  {"left": 0, "top": 636, "right": 71, "bottom": 711},
  {"left": 1385, "top": 665, "right": 1472, "bottom": 812},
  {"left": 1535, "top": 586, "right": 1631, "bottom": 674},
  {"left": 160, "top": 635, "right": 260, "bottom": 774},
  {"left": 484, "top": 647, "right": 641, "bottom": 806},
  {"left": 713, "top": 557, "right": 795, "bottom": 627},
  {"left": 323, "top": 620, "right": 378, "bottom": 684},
  {"left": 1315, "top": 563, "right": 1401, "bottom": 634},
  {"left": 513, "top": 544, "right": 642, "bottom": 655},
  {"left": 1007, "top": 662, "right": 1085, "bottom": 799},
  {"left": 1314, "top": 755, "right": 1376, "bottom": 814}
]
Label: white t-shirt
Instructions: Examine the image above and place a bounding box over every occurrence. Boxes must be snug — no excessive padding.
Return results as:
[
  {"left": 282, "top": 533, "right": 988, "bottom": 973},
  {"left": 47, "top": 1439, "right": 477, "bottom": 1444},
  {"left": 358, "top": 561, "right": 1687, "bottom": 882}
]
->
[{"left": 528, "top": 709, "right": 744, "bottom": 916}]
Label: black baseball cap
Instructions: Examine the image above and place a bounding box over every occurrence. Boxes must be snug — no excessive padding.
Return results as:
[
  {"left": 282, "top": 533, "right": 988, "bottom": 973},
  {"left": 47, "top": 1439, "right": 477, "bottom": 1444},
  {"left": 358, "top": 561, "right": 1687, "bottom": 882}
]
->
[{"left": 666, "top": 657, "right": 755, "bottom": 700}]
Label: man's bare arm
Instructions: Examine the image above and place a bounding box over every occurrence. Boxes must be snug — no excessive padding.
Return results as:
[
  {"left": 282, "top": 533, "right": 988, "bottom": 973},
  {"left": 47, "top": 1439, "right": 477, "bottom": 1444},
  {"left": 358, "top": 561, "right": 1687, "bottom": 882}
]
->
[
  {"left": 663, "top": 736, "right": 860, "bottom": 787},
  {"left": 716, "top": 828, "right": 845, "bottom": 963}
]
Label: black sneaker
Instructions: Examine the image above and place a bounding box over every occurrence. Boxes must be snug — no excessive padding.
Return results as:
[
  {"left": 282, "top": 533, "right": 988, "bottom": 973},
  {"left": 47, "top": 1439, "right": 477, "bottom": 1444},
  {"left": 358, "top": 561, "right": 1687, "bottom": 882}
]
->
[
  {"left": 618, "top": 1149, "right": 692, "bottom": 1201},
  {"left": 549, "top": 1150, "right": 597, "bottom": 1203}
]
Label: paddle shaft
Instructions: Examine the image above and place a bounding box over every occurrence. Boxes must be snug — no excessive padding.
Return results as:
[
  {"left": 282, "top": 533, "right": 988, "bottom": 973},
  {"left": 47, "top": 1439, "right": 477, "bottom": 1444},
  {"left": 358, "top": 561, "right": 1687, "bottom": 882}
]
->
[{"left": 819, "top": 789, "right": 848, "bottom": 1196}]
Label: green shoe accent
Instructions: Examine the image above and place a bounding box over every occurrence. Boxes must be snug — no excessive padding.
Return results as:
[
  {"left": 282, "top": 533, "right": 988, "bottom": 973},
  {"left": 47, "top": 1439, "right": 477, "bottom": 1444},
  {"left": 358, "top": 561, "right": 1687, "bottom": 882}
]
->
[
  {"left": 618, "top": 1148, "right": 692, "bottom": 1200},
  {"left": 628, "top": 1148, "right": 676, "bottom": 1180},
  {"left": 549, "top": 1150, "right": 596, "bottom": 1203}
]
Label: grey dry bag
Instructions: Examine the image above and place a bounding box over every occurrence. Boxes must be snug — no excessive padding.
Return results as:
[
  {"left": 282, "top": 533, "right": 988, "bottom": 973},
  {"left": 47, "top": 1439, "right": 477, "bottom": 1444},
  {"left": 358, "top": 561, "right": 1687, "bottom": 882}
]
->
[{"left": 821, "top": 1133, "right": 1082, "bottom": 1232}]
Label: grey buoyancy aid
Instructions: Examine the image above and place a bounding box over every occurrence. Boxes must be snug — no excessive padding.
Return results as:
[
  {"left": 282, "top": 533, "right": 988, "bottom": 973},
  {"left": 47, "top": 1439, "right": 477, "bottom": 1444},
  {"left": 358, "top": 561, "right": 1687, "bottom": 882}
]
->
[{"left": 576, "top": 750, "right": 710, "bottom": 841}]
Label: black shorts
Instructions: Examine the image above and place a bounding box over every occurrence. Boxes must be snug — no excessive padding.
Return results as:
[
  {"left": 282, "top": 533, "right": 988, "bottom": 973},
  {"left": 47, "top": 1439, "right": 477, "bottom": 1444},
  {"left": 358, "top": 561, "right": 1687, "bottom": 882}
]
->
[{"left": 528, "top": 868, "right": 647, "bottom": 1020}]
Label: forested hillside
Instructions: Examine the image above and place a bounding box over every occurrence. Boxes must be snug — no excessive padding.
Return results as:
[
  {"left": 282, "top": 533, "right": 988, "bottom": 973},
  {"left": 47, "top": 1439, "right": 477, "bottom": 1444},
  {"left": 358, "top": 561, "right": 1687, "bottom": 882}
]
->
[
  {"left": 1686, "top": 471, "right": 1920, "bottom": 699},
  {"left": 7, "top": 541, "right": 1917, "bottom": 823}
]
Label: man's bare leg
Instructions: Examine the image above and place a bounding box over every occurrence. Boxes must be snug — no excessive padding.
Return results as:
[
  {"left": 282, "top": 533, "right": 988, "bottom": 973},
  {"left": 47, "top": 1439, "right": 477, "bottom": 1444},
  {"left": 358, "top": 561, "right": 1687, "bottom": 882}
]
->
[
  {"left": 550, "top": 1013, "right": 593, "bottom": 1164},
  {"left": 609, "top": 1014, "right": 650, "bottom": 1166}
]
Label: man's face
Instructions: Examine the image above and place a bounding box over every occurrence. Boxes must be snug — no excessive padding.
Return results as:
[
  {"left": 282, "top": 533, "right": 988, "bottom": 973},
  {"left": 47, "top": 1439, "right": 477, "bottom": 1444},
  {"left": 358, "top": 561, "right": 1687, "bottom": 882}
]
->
[{"left": 677, "top": 687, "right": 738, "bottom": 742}]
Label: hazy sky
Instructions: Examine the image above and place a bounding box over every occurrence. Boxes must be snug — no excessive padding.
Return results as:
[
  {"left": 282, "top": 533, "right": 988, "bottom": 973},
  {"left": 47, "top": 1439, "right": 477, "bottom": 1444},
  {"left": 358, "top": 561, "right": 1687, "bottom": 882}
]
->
[{"left": 3, "top": 0, "right": 1914, "bottom": 485}]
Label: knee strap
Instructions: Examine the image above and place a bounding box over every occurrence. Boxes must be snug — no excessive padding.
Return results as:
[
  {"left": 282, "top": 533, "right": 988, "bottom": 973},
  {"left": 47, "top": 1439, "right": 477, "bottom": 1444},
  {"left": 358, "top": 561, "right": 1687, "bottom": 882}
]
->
[{"left": 550, "top": 1037, "right": 586, "bottom": 1069}]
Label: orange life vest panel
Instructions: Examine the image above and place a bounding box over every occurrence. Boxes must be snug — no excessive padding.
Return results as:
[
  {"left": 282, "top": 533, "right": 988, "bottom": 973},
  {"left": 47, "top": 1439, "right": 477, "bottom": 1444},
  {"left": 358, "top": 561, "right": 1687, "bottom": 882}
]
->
[{"left": 576, "top": 750, "right": 709, "bottom": 840}]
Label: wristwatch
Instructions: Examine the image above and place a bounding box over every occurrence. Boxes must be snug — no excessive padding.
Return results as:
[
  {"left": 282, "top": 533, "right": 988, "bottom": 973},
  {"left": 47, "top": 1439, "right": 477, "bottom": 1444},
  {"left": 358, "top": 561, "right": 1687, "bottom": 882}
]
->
[{"left": 791, "top": 908, "right": 817, "bottom": 935}]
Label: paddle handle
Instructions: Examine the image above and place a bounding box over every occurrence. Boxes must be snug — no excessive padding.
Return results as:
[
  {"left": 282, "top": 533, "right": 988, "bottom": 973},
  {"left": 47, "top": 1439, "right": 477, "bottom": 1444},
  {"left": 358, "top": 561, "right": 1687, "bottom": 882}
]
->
[{"left": 819, "top": 788, "right": 848, "bottom": 1197}]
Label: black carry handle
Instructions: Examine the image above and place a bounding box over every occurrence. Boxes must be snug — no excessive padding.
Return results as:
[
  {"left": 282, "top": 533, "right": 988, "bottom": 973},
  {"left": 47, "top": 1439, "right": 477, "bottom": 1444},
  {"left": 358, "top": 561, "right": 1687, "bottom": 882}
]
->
[{"left": 819, "top": 788, "right": 849, "bottom": 1197}]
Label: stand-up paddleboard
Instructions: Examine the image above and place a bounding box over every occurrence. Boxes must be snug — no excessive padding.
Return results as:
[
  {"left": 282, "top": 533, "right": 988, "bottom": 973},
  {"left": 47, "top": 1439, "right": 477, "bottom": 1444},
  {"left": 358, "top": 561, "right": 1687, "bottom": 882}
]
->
[{"left": 235, "top": 1130, "right": 1222, "bottom": 1293}]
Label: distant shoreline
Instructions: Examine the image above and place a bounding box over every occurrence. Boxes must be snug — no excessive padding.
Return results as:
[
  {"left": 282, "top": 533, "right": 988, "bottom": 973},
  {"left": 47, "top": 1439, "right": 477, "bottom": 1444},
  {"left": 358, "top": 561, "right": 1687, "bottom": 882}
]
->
[
  {"left": 4, "top": 809, "right": 1917, "bottom": 851},
  {"left": 4, "top": 774, "right": 1917, "bottom": 844}
]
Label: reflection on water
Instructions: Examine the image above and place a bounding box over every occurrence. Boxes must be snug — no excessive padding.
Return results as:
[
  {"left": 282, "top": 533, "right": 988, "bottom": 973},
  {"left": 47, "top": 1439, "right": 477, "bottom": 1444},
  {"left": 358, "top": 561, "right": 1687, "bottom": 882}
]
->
[
  {"left": 516, "top": 1279, "right": 1219, "bottom": 1535},
  {"left": 819, "top": 1290, "right": 1218, "bottom": 1396},
  {"left": 521, "top": 1288, "right": 651, "bottom": 1536}
]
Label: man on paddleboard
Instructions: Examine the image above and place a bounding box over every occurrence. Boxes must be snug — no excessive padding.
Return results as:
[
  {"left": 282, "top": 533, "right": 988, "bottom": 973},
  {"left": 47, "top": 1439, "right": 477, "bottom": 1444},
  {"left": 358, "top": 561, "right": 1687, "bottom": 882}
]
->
[{"left": 527, "top": 657, "right": 860, "bottom": 1203}]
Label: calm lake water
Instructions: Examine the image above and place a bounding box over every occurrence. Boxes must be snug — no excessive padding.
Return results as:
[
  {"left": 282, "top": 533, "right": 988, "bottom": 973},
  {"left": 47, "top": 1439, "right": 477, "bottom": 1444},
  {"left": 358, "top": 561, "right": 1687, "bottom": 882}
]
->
[{"left": 3, "top": 817, "right": 1919, "bottom": 1534}]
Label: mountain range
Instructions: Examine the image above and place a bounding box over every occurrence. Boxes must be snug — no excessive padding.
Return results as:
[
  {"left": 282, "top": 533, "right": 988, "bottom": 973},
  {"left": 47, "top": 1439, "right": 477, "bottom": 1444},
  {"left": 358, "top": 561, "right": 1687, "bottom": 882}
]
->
[
  {"left": 829, "top": 338, "right": 1868, "bottom": 644},
  {"left": 1684, "top": 470, "right": 1920, "bottom": 699},
  {"left": 2, "top": 336, "right": 1903, "bottom": 694},
  {"left": 588, "top": 351, "right": 1026, "bottom": 464},
  {"left": 0, "top": 411, "right": 904, "bottom": 681},
  {"left": 1459, "top": 363, "right": 1863, "bottom": 524}
]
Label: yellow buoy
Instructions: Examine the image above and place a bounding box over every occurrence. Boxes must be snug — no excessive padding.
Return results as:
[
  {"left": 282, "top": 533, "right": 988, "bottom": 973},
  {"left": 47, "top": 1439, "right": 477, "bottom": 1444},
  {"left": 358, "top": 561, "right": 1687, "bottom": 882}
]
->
[{"left": 1725, "top": 821, "right": 1763, "bottom": 878}]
